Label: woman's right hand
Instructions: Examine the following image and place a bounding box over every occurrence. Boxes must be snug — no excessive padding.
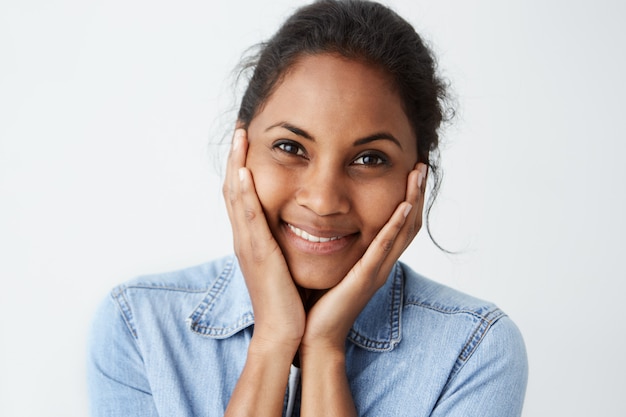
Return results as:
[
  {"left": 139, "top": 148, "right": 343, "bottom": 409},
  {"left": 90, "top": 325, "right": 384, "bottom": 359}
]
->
[{"left": 223, "top": 128, "right": 305, "bottom": 355}]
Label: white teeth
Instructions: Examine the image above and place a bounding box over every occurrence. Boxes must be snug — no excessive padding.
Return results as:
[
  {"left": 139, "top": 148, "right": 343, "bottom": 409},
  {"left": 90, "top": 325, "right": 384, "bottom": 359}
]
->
[{"left": 288, "top": 224, "right": 341, "bottom": 243}]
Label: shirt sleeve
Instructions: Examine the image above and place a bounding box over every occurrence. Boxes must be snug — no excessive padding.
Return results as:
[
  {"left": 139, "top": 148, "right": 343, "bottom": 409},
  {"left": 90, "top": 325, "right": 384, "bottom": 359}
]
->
[
  {"left": 431, "top": 316, "right": 528, "bottom": 417},
  {"left": 87, "top": 292, "right": 160, "bottom": 417}
]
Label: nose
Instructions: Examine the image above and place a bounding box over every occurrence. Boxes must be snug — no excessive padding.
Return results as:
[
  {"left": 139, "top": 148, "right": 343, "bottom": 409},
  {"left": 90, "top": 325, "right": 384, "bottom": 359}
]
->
[{"left": 295, "top": 167, "right": 350, "bottom": 216}]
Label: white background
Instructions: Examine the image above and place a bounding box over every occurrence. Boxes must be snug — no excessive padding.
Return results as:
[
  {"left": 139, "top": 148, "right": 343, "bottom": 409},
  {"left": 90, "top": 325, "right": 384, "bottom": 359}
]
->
[{"left": 1, "top": 0, "right": 625, "bottom": 416}]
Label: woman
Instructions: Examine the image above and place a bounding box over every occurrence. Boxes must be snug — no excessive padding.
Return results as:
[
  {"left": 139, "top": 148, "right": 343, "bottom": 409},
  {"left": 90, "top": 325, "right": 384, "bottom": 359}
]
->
[{"left": 88, "top": 1, "right": 528, "bottom": 416}]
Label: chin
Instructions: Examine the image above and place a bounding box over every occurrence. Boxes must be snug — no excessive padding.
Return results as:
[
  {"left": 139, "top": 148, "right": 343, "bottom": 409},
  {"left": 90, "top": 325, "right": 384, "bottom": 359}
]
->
[{"left": 287, "top": 260, "right": 354, "bottom": 290}]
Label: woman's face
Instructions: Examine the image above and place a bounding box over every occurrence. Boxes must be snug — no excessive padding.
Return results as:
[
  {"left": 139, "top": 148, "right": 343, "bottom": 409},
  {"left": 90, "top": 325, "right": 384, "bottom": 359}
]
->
[{"left": 246, "top": 53, "right": 418, "bottom": 290}]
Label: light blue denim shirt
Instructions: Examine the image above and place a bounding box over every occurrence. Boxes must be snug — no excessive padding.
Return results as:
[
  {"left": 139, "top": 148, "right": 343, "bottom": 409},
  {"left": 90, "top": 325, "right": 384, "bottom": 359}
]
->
[{"left": 87, "top": 255, "right": 527, "bottom": 416}]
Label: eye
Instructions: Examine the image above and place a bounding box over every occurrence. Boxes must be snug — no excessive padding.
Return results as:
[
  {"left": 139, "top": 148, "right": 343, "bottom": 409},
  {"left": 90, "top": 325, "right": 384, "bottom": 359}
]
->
[
  {"left": 352, "top": 152, "right": 389, "bottom": 166},
  {"left": 274, "top": 140, "right": 306, "bottom": 157}
]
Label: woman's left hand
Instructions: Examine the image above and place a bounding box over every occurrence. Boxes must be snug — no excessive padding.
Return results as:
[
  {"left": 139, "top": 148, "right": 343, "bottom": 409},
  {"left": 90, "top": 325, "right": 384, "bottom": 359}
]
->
[
  {"left": 298, "top": 164, "right": 426, "bottom": 417},
  {"left": 300, "top": 163, "right": 427, "bottom": 354}
]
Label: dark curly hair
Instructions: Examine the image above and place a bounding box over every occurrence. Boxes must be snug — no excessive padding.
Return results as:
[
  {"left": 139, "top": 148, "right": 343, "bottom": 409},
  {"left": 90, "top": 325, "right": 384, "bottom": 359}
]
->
[{"left": 236, "top": 0, "right": 452, "bottom": 248}]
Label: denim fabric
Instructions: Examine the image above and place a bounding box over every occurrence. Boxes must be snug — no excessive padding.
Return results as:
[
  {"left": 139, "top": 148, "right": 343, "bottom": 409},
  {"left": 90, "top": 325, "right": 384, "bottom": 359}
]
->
[{"left": 87, "top": 255, "right": 527, "bottom": 416}]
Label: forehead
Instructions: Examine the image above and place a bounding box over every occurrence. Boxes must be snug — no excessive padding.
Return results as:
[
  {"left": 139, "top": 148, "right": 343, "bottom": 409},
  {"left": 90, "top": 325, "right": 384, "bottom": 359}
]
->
[
  {"left": 252, "top": 53, "right": 415, "bottom": 144},
  {"left": 283, "top": 53, "right": 398, "bottom": 99}
]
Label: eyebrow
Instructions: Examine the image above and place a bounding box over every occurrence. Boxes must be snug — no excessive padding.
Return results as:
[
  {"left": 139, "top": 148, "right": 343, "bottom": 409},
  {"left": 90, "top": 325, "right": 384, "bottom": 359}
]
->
[
  {"left": 266, "top": 122, "right": 403, "bottom": 149},
  {"left": 354, "top": 133, "right": 403, "bottom": 149},
  {"left": 266, "top": 122, "right": 313, "bottom": 140}
]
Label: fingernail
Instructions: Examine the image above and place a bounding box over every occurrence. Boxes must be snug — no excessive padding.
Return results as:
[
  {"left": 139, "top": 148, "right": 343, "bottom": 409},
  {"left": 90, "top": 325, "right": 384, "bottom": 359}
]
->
[
  {"left": 417, "top": 172, "right": 424, "bottom": 188},
  {"left": 403, "top": 203, "right": 412, "bottom": 218},
  {"left": 238, "top": 167, "right": 245, "bottom": 182},
  {"left": 233, "top": 129, "right": 243, "bottom": 150},
  {"left": 420, "top": 164, "right": 427, "bottom": 178}
]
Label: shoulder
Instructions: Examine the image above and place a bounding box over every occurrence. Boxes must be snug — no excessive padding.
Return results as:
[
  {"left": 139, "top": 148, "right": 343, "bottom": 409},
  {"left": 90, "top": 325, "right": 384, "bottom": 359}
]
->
[
  {"left": 399, "top": 262, "right": 527, "bottom": 397},
  {"left": 347, "top": 263, "right": 527, "bottom": 415},
  {"left": 398, "top": 261, "right": 526, "bottom": 371},
  {"left": 88, "top": 256, "right": 248, "bottom": 415},
  {"left": 113, "top": 255, "right": 237, "bottom": 293},
  {"left": 400, "top": 262, "right": 501, "bottom": 319},
  {"left": 399, "top": 262, "right": 518, "bottom": 349},
  {"left": 99, "top": 255, "right": 241, "bottom": 338}
]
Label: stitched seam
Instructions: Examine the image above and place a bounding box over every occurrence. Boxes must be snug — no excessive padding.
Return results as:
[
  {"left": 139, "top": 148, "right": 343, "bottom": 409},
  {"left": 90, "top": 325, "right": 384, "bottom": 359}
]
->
[
  {"left": 348, "top": 329, "right": 392, "bottom": 351},
  {"left": 404, "top": 300, "right": 497, "bottom": 323},
  {"left": 404, "top": 302, "right": 505, "bottom": 360},
  {"left": 440, "top": 311, "right": 507, "bottom": 397},
  {"left": 191, "top": 313, "right": 255, "bottom": 338},
  {"left": 120, "top": 284, "right": 208, "bottom": 293},
  {"left": 188, "top": 258, "right": 236, "bottom": 331},
  {"left": 389, "top": 265, "right": 403, "bottom": 346},
  {"left": 111, "top": 287, "right": 138, "bottom": 339},
  {"left": 458, "top": 309, "right": 503, "bottom": 361},
  {"left": 348, "top": 265, "right": 403, "bottom": 352}
]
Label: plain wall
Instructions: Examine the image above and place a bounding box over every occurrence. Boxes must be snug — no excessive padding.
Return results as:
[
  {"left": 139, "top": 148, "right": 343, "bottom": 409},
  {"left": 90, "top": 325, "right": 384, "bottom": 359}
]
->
[{"left": 1, "top": 1, "right": 625, "bottom": 416}]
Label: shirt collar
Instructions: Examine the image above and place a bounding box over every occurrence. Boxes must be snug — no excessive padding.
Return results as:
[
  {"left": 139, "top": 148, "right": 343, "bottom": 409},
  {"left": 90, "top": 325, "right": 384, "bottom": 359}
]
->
[{"left": 187, "top": 256, "right": 404, "bottom": 352}]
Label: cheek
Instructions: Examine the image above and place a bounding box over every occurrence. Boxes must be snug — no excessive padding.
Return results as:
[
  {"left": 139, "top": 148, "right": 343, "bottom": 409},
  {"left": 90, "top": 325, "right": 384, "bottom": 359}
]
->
[
  {"left": 246, "top": 158, "right": 287, "bottom": 220},
  {"left": 355, "top": 177, "right": 407, "bottom": 238},
  {"left": 253, "top": 174, "right": 283, "bottom": 215}
]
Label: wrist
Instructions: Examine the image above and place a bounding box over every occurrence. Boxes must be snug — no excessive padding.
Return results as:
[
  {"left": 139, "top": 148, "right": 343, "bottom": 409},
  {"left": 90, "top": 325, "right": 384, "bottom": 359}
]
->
[
  {"left": 300, "top": 331, "right": 347, "bottom": 357},
  {"left": 248, "top": 333, "right": 301, "bottom": 362},
  {"left": 299, "top": 343, "right": 346, "bottom": 369}
]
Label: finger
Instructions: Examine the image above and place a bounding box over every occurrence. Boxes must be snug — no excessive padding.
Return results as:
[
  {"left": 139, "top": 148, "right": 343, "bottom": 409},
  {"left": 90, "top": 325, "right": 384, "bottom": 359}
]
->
[
  {"left": 403, "top": 164, "right": 426, "bottom": 244},
  {"left": 235, "top": 167, "right": 301, "bottom": 331},
  {"left": 225, "top": 129, "right": 247, "bottom": 206},
  {"left": 339, "top": 166, "right": 422, "bottom": 295},
  {"left": 236, "top": 166, "right": 281, "bottom": 263},
  {"left": 342, "top": 199, "right": 412, "bottom": 297},
  {"left": 223, "top": 129, "right": 248, "bottom": 239},
  {"left": 412, "top": 163, "right": 427, "bottom": 232},
  {"left": 222, "top": 131, "right": 287, "bottom": 278},
  {"left": 311, "top": 200, "right": 412, "bottom": 328},
  {"left": 301, "top": 165, "right": 428, "bottom": 345},
  {"left": 376, "top": 164, "right": 425, "bottom": 274}
]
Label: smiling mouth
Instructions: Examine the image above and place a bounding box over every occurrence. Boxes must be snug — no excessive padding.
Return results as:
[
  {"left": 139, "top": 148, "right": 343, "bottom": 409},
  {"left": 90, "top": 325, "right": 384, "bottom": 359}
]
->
[{"left": 287, "top": 224, "right": 345, "bottom": 243}]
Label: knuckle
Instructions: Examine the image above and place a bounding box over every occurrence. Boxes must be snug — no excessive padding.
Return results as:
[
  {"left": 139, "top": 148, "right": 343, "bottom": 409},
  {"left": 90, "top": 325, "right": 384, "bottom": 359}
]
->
[
  {"left": 250, "top": 241, "right": 277, "bottom": 264},
  {"left": 251, "top": 249, "right": 266, "bottom": 264},
  {"left": 380, "top": 238, "right": 394, "bottom": 253},
  {"left": 226, "top": 186, "right": 238, "bottom": 205},
  {"left": 244, "top": 207, "right": 257, "bottom": 222}
]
